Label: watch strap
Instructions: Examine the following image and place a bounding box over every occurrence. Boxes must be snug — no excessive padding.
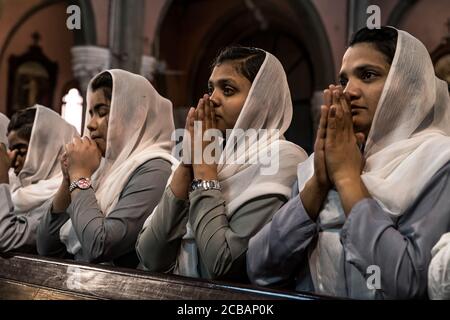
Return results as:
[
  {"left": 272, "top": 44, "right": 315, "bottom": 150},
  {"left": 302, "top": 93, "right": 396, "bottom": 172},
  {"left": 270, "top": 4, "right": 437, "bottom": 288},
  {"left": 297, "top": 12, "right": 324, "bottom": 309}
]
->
[{"left": 190, "top": 179, "right": 221, "bottom": 192}]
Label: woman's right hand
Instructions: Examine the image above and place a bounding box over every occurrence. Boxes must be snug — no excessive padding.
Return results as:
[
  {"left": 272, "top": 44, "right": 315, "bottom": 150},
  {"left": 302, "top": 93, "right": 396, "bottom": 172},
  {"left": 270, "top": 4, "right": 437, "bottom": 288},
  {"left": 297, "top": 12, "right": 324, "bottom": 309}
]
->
[
  {"left": 60, "top": 152, "right": 70, "bottom": 185},
  {"left": 312, "top": 87, "right": 333, "bottom": 192},
  {"left": 182, "top": 106, "right": 196, "bottom": 168},
  {"left": 169, "top": 107, "right": 196, "bottom": 200}
]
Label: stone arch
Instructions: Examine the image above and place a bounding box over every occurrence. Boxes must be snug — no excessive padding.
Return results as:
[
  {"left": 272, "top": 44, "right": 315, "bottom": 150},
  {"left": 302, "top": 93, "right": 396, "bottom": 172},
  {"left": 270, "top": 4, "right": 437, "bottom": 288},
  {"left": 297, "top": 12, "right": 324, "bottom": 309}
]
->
[{"left": 0, "top": 0, "right": 96, "bottom": 75}]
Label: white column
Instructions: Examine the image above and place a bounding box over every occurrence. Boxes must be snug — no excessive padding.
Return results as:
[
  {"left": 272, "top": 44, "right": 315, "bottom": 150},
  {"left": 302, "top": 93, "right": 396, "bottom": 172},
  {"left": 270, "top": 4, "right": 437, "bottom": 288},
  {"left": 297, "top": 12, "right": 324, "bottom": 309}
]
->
[
  {"left": 140, "top": 55, "right": 158, "bottom": 81},
  {"left": 71, "top": 45, "right": 111, "bottom": 95},
  {"left": 71, "top": 46, "right": 111, "bottom": 134}
]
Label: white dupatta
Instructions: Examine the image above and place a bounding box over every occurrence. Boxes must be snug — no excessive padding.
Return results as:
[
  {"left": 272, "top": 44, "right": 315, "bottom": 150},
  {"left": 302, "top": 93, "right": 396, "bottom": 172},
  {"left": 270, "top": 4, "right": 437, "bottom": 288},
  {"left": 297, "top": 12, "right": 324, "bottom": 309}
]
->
[{"left": 10, "top": 105, "right": 78, "bottom": 213}]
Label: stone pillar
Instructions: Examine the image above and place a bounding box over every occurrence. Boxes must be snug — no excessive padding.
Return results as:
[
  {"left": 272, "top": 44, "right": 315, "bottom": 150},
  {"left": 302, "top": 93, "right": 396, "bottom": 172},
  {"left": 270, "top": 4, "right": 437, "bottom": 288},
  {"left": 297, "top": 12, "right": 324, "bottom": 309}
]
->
[
  {"left": 347, "top": 0, "right": 369, "bottom": 42},
  {"left": 71, "top": 45, "right": 110, "bottom": 134},
  {"left": 140, "top": 55, "right": 158, "bottom": 82},
  {"left": 109, "top": 0, "right": 145, "bottom": 73}
]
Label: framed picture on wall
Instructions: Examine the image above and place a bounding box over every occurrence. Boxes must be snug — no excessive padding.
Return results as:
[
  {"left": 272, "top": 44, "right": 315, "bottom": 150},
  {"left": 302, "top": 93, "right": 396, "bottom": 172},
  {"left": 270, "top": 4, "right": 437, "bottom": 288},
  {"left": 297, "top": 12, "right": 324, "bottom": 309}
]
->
[{"left": 7, "top": 32, "right": 57, "bottom": 117}]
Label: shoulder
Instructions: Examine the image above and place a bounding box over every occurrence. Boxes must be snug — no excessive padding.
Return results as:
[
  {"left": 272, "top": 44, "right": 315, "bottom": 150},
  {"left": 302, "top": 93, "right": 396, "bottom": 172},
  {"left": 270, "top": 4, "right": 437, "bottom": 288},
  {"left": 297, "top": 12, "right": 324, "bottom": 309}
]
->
[
  {"left": 123, "top": 158, "right": 172, "bottom": 190},
  {"left": 132, "top": 158, "right": 173, "bottom": 176}
]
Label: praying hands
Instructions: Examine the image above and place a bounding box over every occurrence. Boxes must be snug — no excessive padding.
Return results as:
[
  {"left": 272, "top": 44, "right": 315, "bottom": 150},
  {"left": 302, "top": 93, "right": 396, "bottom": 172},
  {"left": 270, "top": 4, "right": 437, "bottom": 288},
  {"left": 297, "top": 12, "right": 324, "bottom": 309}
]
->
[
  {"left": 65, "top": 136, "right": 102, "bottom": 182},
  {"left": 301, "top": 85, "right": 370, "bottom": 221}
]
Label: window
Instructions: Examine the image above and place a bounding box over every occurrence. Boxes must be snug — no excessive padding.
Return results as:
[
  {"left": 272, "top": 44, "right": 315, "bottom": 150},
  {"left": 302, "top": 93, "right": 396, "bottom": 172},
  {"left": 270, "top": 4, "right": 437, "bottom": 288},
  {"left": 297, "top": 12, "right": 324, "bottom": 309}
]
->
[{"left": 61, "top": 88, "right": 83, "bottom": 134}]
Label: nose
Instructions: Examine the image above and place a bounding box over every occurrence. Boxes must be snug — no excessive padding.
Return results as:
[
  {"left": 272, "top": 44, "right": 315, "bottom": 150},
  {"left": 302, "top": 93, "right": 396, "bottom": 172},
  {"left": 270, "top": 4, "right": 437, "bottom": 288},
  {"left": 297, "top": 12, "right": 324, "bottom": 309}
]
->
[
  {"left": 209, "top": 90, "right": 220, "bottom": 108},
  {"left": 87, "top": 116, "right": 97, "bottom": 133},
  {"left": 342, "top": 79, "right": 361, "bottom": 101}
]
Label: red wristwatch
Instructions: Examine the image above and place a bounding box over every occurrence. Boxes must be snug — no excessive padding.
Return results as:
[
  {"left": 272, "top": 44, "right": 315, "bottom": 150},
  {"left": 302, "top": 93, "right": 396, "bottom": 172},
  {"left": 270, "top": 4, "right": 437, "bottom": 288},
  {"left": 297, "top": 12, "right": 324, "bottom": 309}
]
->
[{"left": 69, "top": 177, "right": 92, "bottom": 193}]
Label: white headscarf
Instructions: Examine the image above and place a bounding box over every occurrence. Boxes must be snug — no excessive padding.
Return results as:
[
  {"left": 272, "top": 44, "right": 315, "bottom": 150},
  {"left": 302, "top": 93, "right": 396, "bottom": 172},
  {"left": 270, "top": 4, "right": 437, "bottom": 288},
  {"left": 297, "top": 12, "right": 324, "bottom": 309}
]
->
[
  {"left": 297, "top": 28, "right": 450, "bottom": 298},
  {"left": 60, "top": 69, "right": 178, "bottom": 255},
  {"left": 10, "top": 105, "right": 79, "bottom": 213},
  {"left": 428, "top": 232, "right": 450, "bottom": 299},
  {"left": 0, "top": 113, "right": 9, "bottom": 147},
  {"left": 171, "top": 51, "right": 308, "bottom": 277}
]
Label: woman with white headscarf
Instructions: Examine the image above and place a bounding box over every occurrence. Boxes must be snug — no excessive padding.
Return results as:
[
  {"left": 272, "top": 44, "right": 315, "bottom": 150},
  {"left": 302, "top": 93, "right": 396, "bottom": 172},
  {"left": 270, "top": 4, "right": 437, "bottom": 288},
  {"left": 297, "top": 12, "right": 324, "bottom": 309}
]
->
[
  {"left": 0, "top": 106, "right": 78, "bottom": 253},
  {"left": 136, "top": 47, "right": 307, "bottom": 281},
  {"left": 247, "top": 27, "right": 450, "bottom": 299},
  {"left": 37, "top": 70, "right": 177, "bottom": 267}
]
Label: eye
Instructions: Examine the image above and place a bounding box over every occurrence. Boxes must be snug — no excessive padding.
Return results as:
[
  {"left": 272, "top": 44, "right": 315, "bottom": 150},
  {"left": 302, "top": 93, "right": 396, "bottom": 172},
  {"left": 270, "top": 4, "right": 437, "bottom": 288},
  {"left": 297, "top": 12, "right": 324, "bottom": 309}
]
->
[
  {"left": 362, "top": 71, "right": 377, "bottom": 81},
  {"left": 97, "top": 107, "right": 109, "bottom": 117},
  {"left": 19, "top": 149, "right": 27, "bottom": 157},
  {"left": 207, "top": 85, "right": 213, "bottom": 96},
  {"left": 339, "top": 77, "right": 348, "bottom": 87},
  {"left": 223, "top": 86, "right": 235, "bottom": 96},
  {"left": 15, "top": 148, "right": 27, "bottom": 157}
]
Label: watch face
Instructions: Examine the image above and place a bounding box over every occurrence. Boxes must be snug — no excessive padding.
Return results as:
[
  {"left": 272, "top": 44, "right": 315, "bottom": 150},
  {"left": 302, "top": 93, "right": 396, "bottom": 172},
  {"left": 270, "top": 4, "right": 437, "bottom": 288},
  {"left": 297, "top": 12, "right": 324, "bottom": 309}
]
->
[{"left": 77, "top": 178, "right": 91, "bottom": 189}]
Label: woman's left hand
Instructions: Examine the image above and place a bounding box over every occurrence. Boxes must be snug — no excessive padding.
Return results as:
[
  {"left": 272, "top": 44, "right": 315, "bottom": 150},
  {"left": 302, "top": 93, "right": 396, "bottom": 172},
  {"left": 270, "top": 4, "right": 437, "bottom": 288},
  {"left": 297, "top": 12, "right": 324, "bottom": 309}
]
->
[
  {"left": 191, "top": 94, "right": 219, "bottom": 181},
  {"left": 65, "top": 136, "right": 102, "bottom": 181}
]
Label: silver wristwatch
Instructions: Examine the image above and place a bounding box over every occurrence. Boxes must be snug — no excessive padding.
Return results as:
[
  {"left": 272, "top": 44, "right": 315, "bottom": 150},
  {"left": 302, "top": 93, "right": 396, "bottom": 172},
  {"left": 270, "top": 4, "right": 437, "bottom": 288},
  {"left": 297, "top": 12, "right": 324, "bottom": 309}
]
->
[{"left": 190, "top": 179, "right": 221, "bottom": 192}]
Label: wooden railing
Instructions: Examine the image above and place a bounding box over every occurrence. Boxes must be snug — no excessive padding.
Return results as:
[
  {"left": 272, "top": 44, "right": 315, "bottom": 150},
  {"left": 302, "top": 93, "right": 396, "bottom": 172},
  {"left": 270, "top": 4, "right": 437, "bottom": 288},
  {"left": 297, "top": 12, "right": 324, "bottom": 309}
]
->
[{"left": 0, "top": 253, "right": 329, "bottom": 300}]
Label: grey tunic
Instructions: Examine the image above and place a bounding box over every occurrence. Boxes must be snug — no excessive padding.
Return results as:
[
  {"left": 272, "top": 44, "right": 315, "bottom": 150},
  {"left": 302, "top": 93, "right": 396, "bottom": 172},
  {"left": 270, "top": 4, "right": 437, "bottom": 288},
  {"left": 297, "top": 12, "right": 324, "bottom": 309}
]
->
[
  {"left": 0, "top": 184, "right": 51, "bottom": 253},
  {"left": 136, "top": 186, "right": 286, "bottom": 282},
  {"left": 36, "top": 158, "right": 171, "bottom": 268},
  {"left": 247, "top": 161, "right": 450, "bottom": 299}
]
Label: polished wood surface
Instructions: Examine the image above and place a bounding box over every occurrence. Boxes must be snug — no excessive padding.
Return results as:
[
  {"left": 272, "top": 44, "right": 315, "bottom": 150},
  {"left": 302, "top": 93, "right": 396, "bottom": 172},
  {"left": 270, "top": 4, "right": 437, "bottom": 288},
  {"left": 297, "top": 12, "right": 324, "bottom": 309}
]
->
[{"left": 0, "top": 253, "right": 328, "bottom": 300}]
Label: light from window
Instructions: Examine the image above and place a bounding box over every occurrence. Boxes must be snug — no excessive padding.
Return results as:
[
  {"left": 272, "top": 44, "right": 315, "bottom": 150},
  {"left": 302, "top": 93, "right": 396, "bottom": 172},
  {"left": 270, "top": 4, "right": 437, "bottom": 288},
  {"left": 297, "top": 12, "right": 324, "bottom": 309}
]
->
[{"left": 62, "top": 88, "right": 83, "bottom": 134}]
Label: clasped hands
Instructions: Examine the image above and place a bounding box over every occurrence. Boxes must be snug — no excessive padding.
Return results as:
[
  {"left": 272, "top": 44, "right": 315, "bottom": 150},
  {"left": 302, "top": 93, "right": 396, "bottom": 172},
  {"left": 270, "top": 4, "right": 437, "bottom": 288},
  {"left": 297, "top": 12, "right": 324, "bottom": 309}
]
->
[
  {"left": 170, "top": 94, "right": 219, "bottom": 199},
  {"left": 183, "top": 94, "right": 219, "bottom": 181},
  {"left": 60, "top": 136, "right": 102, "bottom": 185},
  {"left": 303, "top": 85, "right": 368, "bottom": 219},
  {"left": 313, "top": 85, "right": 366, "bottom": 191}
]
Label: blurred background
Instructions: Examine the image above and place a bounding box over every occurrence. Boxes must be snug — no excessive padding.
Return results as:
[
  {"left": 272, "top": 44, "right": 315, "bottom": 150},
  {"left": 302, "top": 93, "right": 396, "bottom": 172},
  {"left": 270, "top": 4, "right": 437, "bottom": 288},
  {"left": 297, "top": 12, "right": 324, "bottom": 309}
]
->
[{"left": 0, "top": 0, "right": 449, "bottom": 153}]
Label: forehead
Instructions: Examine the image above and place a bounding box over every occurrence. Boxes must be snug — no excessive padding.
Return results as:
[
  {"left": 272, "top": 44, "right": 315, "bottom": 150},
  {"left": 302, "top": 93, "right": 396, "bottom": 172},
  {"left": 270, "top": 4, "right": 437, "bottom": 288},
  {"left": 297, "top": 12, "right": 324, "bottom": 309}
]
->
[
  {"left": 87, "top": 89, "right": 110, "bottom": 109},
  {"left": 7, "top": 130, "right": 29, "bottom": 144},
  {"left": 340, "top": 43, "right": 390, "bottom": 73},
  {"left": 209, "top": 62, "right": 246, "bottom": 83}
]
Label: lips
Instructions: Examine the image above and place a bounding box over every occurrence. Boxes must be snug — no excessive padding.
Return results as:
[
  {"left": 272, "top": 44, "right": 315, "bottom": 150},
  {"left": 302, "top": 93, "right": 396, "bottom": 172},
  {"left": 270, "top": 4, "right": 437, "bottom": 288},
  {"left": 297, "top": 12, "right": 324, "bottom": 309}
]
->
[
  {"left": 350, "top": 105, "right": 366, "bottom": 116},
  {"left": 91, "top": 135, "right": 103, "bottom": 141}
]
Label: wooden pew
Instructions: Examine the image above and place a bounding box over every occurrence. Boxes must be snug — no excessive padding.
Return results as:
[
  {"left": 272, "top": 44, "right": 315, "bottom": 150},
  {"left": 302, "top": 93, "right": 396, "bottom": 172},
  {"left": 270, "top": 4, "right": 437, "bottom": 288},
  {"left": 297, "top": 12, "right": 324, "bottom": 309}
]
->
[{"left": 0, "top": 253, "right": 328, "bottom": 300}]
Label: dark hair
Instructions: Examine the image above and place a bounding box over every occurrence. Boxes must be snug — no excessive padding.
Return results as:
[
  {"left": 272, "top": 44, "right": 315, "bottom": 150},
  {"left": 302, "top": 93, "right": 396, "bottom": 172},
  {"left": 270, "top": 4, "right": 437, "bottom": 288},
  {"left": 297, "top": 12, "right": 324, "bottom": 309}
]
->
[
  {"left": 212, "top": 46, "right": 266, "bottom": 82},
  {"left": 7, "top": 108, "right": 37, "bottom": 141},
  {"left": 349, "top": 27, "right": 398, "bottom": 65},
  {"left": 91, "top": 71, "right": 113, "bottom": 101}
]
